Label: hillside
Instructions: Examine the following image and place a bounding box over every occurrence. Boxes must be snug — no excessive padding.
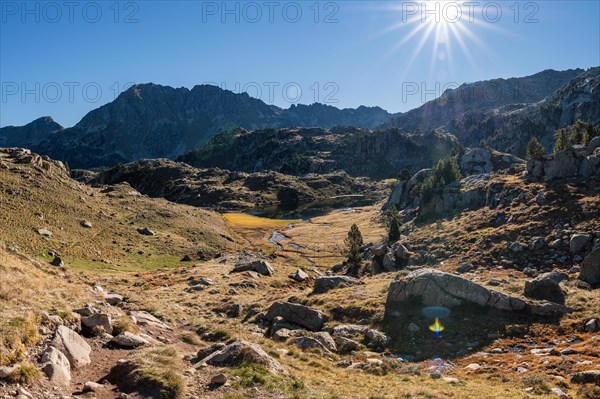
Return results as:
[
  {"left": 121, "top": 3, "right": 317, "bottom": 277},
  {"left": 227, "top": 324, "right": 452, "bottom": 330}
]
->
[
  {"left": 75, "top": 158, "right": 386, "bottom": 210},
  {"left": 179, "top": 127, "right": 462, "bottom": 179},
  {"left": 0, "top": 147, "right": 599, "bottom": 399},
  {"left": 383, "top": 68, "right": 599, "bottom": 156}
]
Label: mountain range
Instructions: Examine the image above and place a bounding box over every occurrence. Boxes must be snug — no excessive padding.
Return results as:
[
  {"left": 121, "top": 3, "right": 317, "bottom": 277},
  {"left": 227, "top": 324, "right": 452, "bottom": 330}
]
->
[{"left": 1, "top": 67, "right": 598, "bottom": 169}]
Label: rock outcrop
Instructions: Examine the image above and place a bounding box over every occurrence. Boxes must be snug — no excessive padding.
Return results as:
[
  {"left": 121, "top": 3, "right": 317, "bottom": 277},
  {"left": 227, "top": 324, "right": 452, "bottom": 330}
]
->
[
  {"left": 50, "top": 326, "right": 92, "bottom": 369},
  {"left": 312, "top": 276, "right": 359, "bottom": 294},
  {"left": 527, "top": 140, "right": 600, "bottom": 180},
  {"left": 199, "top": 341, "right": 286, "bottom": 374},
  {"left": 266, "top": 302, "right": 325, "bottom": 332},
  {"left": 385, "top": 269, "right": 572, "bottom": 318}
]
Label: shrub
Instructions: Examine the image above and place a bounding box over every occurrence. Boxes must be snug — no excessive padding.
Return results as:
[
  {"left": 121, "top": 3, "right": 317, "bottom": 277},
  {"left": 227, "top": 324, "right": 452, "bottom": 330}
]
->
[{"left": 526, "top": 137, "right": 546, "bottom": 161}]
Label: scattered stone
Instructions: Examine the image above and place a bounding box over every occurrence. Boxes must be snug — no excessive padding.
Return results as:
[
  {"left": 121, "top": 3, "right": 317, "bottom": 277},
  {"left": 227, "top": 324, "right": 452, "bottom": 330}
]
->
[
  {"left": 524, "top": 272, "right": 567, "bottom": 304},
  {"left": 233, "top": 260, "right": 274, "bottom": 276},
  {"left": 334, "top": 336, "right": 361, "bottom": 354},
  {"left": 509, "top": 242, "right": 526, "bottom": 253},
  {"left": 129, "top": 311, "right": 171, "bottom": 330},
  {"left": 585, "top": 319, "right": 597, "bottom": 332},
  {"left": 50, "top": 256, "right": 64, "bottom": 267},
  {"left": 196, "top": 343, "right": 227, "bottom": 360},
  {"left": 560, "top": 348, "right": 577, "bottom": 355},
  {"left": 570, "top": 234, "right": 592, "bottom": 254},
  {"left": 464, "top": 363, "right": 481, "bottom": 371},
  {"left": 82, "top": 312, "right": 113, "bottom": 335},
  {"left": 332, "top": 324, "right": 369, "bottom": 336},
  {"left": 104, "top": 293, "right": 124, "bottom": 306},
  {"left": 80, "top": 220, "right": 93, "bottom": 228},
  {"left": 443, "top": 377, "right": 460, "bottom": 384},
  {"left": 36, "top": 228, "right": 52, "bottom": 237},
  {"left": 490, "top": 348, "right": 503, "bottom": 354},
  {"left": 550, "top": 387, "right": 569, "bottom": 399},
  {"left": 111, "top": 332, "right": 149, "bottom": 348},
  {"left": 364, "top": 329, "right": 390, "bottom": 351},
  {"left": 456, "top": 262, "right": 476, "bottom": 274},
  {"left": 137, "top": 227, "right": 155, "bottom": 236},
  {"left": 312, "top": 276, "right": 359, "bottom": 294},
  {"left": 289, "top": 269, "right": 309, "bottom": 282},
  {"left": 407, "top": 323, "right": 420, "bottom": 333},
  {"left": 200, "top": 341, "right": 286, "bottom": 374},
  {"left": 572, "top": 370, "right": 600, "bottom": 384},
  {"left": 210, "top": 373, "right": 228, "bottom": 386},
  {"left": 529, "top": 237, "right": 545, "bottom": 251},
  {"left": 266, "top": 302, "right": 325, "bottom": 331},
  {"left": 254, "top": 260, "right": 275, "bottom": 276},
  {"left": 50, "top": 325, "right": 91, "bottom": 369},
  {"left": 0, "top": 364, "right": 20, "bottom": 379},
  {"left": 181, "top": 255, "right": 193, "bottom": 262},
  {"left": 228, "top": 304, "right": 243, "bottom": 318},
  {"left": 294, "top": 337, "right": 331, "bottom": 353},
  {"left": 83, "top": 381, "right": 103, "bottom": 392},
  {"left": 580, "top": 247, "right": 600, "bottom": 285}
]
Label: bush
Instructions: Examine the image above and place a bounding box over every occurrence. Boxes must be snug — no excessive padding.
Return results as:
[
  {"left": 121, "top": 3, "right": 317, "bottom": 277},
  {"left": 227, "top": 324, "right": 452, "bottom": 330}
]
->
[{"left": 526, "top": 137, "right": 546, "bottom": 161}]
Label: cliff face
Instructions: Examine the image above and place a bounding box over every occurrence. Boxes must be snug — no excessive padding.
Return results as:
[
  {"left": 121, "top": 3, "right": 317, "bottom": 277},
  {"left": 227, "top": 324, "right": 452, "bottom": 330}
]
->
[{"left": 179, "top": 127, "right": 463, "bottom": 179}]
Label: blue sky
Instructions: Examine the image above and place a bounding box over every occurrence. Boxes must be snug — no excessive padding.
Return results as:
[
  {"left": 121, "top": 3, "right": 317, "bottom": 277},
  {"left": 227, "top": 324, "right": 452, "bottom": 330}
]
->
[{"left": 1, "top": 0, "right": 599, "bottom": 127}]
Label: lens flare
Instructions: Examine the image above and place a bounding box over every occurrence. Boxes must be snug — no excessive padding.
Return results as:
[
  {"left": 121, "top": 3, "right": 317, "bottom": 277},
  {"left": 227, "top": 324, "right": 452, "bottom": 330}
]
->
[{"left": 429, "top": 317, "right": 445, "bottom": 334}]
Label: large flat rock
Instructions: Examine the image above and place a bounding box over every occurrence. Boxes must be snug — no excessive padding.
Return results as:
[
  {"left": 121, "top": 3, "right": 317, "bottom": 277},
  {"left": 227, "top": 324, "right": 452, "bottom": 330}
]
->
[{"left": 385, "top": 268, "right": 571, "bottom": 317}]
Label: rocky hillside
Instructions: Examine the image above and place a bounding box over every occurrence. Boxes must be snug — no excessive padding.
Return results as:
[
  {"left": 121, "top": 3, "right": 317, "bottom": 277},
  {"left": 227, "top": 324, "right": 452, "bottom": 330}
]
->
[
  {"left": 383, "top": 68, "right": 599, "bottom": 156},
  {"left": 0, "top": 148, "right": 233, "bottom": 265},
  {"left": 179, "top": 127, "right": 462, "bottom": 179},
  {"left": 76, "top": 158, "right": 385, "bottom": 210},
  {"left": 0, "top": 84, "right": 393, "bottom": 169},
  {"left": 1, "top": 148, "right": 600, "bottom": 399}
]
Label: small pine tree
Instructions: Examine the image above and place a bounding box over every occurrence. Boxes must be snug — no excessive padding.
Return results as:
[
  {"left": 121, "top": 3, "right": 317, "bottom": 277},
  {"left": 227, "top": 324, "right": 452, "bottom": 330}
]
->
[
  {"left": 554, "top": 129, "right": 571, "bottom": 153},
  {"left": 388, "top": 216, "right": 401, "bottom": 243},
  {"left": 526, "top": 137, "right": 546, "bottom": 161},
  {"left": 345, "top": 224, "right": 363, "bottom": 276}
]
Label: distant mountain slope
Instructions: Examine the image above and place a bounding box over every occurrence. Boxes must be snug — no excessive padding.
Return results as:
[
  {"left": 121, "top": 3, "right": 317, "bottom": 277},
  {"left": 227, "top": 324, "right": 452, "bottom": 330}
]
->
[
  {"left": 179, "top": 127, "right": 462, "bottom": 179},
  {"left": 383, "top": 68, "right": 600, "bottom": 156},
  {"left": 0, "top": 116, "right": 63, "bottom": 148},
  {"left": 384, "top": 68, "right": 583, "bottom": 133},
  {"left": 449, "top": 67, "right": 600, "bottom": 155},
  {"left": 1, "top": 84, "right": 393, "bottom": 169}
]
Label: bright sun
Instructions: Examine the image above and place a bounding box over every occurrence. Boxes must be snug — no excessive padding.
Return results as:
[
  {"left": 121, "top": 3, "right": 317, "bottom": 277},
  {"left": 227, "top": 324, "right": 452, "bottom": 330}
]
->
[{"left": 374, "top": 1, "right": 492, "bottom": 77}]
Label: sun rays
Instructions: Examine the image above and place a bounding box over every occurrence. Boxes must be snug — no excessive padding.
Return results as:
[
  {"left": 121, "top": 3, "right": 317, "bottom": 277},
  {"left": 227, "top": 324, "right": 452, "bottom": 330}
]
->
[{"left": 372, "top": 1, "right": 501, "bottom": 79}]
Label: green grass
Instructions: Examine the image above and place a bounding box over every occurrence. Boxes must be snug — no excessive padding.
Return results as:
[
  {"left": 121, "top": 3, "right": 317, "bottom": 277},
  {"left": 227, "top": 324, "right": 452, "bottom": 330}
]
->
[
  {"left": 231, "top": 362, "right": 306, "bottom": 398},
  {"left": 37, "top": 252, "right": 187, "bottom": 274},
  {"left": 130, "top": 346, "right": 185, "bottom": 399},
  {"left": 10, "top": 364, "right": 41, "bottom": 383}
]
